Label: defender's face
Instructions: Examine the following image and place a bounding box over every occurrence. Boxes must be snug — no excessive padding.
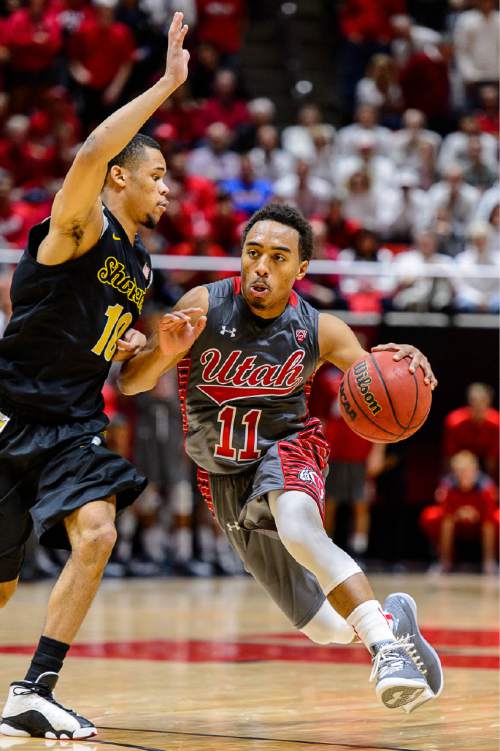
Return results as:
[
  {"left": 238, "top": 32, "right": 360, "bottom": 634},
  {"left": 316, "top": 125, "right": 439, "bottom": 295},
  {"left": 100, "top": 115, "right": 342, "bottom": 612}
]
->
[
  {"left": 241, "top": 220, "right": 308, "bottom": 318},
  {"left": 128, "top": 147, "right": 169, "bottom": 228}
]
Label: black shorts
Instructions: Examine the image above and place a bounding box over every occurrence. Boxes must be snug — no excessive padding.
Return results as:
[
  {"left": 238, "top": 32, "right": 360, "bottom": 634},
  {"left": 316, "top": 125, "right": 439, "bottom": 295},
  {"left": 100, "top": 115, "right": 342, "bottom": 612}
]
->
[
  {"left": 0, "top": 409, "right": 147, "bottom": 582},
  {"left": 198, "top": 419, "right": 329, "bottom": 629}
]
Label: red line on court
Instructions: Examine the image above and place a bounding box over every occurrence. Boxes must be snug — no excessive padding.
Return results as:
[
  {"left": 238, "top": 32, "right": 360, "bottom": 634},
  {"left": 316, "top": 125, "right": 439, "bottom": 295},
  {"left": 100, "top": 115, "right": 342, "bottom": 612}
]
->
[
  {"left": 1, "top": 635, "right": 498, "bottom": 669},
  {"left": 255, "top": 628, "right": 500, "bottom": 648}
]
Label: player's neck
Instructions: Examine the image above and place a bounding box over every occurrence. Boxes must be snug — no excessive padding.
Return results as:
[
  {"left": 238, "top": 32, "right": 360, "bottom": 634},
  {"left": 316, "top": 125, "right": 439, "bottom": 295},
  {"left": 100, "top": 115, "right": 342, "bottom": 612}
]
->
[
  {"left": 102, "top": 193, "right": 139, "bottom": 245},
  {"left": 241, "top": 292, "right": 288, "bottom": 320}
]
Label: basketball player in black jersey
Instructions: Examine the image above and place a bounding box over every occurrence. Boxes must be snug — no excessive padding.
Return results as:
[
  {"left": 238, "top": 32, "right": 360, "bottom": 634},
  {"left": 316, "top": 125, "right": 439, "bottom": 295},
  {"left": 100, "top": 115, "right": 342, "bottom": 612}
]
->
[
  {"left": 0, "top": 12, "right": 190, "bottom": 740},
  {"left": 121, "top": 203, "right": 444, "bottom": 715}
]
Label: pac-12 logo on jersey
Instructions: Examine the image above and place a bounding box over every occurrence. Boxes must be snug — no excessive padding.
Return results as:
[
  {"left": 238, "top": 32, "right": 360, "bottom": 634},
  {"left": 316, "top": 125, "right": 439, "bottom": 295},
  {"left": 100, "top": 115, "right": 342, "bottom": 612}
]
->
[
  {"left": 295, "top": 329, "right": 307, "bottom": 344},
  {"left": 196, "top": 348, "right": 306, "bottom": 406}
]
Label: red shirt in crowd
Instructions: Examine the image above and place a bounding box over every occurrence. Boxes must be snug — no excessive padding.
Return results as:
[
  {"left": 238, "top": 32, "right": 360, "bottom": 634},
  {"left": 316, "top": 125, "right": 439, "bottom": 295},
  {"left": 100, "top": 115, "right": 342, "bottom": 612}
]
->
[
  {"left": 435, "top": 473, "right": 498, "bottom": 523},
  {"left": 476, "top": 111, "right": 499, "bottom": 138},
  {"left": 4, "top": 7, "right": 61, "bottom": 73},
  {"left": 309, "top": 365, "right": 373, "bottom": 463},
  {"left": 443, "top": 406, "right": 500, "bottom": 468},
  {"left": 69, "top": 16, "right": 135, "bottom": 89},
  {"left": 199, "top": 97, "right": 250, "bottom": 134},
  {"left": 399, "top": 52, "right": 450, "bottom": 119},
  {"left": 196, "top": 0, "right": 245, "bottom": 55},
  {"left": 339, "top": 0, "right": 406, "bottom": 43}
]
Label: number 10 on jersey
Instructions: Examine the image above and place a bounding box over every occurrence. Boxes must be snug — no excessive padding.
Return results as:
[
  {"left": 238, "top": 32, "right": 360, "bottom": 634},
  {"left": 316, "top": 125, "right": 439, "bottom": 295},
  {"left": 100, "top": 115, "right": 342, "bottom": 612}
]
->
[{"left": 215, "top": 406, "right": 262, "bottom": 461}]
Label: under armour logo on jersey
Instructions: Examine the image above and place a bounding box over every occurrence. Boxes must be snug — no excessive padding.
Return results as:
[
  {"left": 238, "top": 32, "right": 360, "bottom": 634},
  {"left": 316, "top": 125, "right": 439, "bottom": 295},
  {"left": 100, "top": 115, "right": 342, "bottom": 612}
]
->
[
  {"left": 220, "top": 325, "right": 237, "bottom": 338},
  {"left": 295, "top": 329, "right": 307, "bottom": 344},
  {"left": 226, "top": 521, "right": 241, "bottom": 531}
]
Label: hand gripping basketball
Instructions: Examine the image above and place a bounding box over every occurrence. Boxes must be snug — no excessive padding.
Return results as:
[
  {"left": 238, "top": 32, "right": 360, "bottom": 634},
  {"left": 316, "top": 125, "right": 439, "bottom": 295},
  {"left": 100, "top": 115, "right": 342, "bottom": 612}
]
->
[{"left": 158, "top": 307, "right": 207, "bottom": 358}]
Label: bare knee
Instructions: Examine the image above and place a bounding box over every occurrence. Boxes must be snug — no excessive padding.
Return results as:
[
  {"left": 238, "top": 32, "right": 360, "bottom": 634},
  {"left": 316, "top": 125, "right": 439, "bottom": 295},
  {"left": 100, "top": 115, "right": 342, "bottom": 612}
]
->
[
  {"left": 0, "top": 579, "right": 18, "bottom": 608},
  {"left": 72, "top": 523, "right": 117, "bottom": 570}
]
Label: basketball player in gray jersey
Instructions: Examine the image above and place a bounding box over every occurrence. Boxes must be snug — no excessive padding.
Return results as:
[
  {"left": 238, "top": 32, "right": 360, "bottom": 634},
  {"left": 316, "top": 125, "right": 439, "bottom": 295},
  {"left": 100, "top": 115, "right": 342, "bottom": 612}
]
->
[{"left": 120, "top": 203, "right": 444, "bottom": 713}]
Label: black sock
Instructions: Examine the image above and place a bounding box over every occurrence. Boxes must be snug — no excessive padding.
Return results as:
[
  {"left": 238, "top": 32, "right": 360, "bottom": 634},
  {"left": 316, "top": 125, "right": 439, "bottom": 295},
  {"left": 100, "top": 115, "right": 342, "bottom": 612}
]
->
[{"left": 25, "top": 636, "right": 70, "bottom": 683}]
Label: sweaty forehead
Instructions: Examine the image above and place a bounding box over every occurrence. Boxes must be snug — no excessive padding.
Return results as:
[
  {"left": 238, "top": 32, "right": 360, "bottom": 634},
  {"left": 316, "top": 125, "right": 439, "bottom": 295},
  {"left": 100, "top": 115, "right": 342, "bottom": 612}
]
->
[{"left": 245, "top": 220, "right": 300, "bottom": 253}]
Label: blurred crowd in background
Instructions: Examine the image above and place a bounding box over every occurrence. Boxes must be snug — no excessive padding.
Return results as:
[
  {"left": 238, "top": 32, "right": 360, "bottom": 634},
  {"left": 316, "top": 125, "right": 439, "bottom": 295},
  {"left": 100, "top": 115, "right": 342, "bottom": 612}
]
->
[{"left": 0, "top": 0, "right": 497, "bottom": 578}]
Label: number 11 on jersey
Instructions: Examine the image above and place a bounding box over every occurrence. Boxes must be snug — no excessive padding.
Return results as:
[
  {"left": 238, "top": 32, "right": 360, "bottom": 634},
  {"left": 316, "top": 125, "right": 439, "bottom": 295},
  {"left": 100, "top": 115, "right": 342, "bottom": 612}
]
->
[{"left": 215, "top": 406, "right": 262, "bottom": 461}]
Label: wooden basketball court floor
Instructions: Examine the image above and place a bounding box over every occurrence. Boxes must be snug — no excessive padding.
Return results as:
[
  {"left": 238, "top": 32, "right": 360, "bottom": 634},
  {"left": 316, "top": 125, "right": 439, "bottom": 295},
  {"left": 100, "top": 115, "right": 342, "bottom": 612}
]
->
[{"left": 0, "top": 574, "right": 498, "bottom": 751}]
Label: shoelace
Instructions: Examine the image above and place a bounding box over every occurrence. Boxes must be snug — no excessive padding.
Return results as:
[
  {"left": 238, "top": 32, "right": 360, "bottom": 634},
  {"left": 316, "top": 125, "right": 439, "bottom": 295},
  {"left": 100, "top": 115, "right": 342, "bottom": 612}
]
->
[
  {"left": 369, "top": 635, "right": 427, "bottom": 683},
  {"left": 12, "top": 683, "right": 78, "bottom": 717}
]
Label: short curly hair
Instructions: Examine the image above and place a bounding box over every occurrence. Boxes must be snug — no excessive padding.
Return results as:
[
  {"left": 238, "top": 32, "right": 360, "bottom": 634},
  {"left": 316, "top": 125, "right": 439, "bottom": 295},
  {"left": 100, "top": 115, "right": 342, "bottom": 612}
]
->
[{"left": 242, "top": 203, "right": 314, "bottom": 262}]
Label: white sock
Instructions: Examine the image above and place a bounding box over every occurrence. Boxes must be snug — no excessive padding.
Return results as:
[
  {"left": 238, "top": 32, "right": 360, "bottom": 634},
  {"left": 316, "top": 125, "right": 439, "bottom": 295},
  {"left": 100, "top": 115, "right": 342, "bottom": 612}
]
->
[{"left": 346, "top": 600, "right": 396, "bottom": 652}]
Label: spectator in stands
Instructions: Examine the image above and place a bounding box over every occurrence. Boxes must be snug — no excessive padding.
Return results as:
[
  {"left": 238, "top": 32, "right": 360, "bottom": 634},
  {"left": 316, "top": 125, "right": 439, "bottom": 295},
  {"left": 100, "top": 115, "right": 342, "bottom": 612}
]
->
[
  {"left": 321, "top": 195, "right": 361, "bottom": 249},
  {"left": 0, "top": 168, "right": 37, "bottom": 248},
  {"left": 68, "top": 0, "right": 136, "bottom": 129},
  {"left": 0, "top": 114, "right": 57, "bottom": 188},
  {"left": 453, "top": 222, "right": 500, "bottom": 313},
  {"left": 234, "top": 97, "right": 276, "bottom": 152},
  {"left": 220, "top": 153, "right": 272, "bottom": 218},
  {"left": 453, "top": 0, "right": 499, "bottom": 108},
  {"left": 294, "top": 219, "right": 344, "bottom": 310},
  {"left": 391, "top": 109, "right": 441, "bottom": 172},
  {"left": 190, "top": 41, "right": 220, "bottom": 100},
  {"left": 273, "top": 158, "right": 332, "bottom": 217},
  {"left": 337, "top": 104, "right": 391, "bottom": 157},
  {"left": 462, "top": 135, "right": 497, "bottom": 192},
  {"left": 248, "top": 124, "right": 294, "bottom": 182},
  {"left": 391, "top": 229, "right": 453, "bottom": 311},
  {"left": 3, "top": 0, "right": 62, "bottom": 112},
  {"left": 438, "top": 114, "right": 497, "bottom": 174},
  {"left": 167, "top": 149, "right": 216, "bottom": 218},
  {"left": 0, "top": 269, "right": 13, "bottom": 336},
  {"left": 355, "top": 53, "right": 402, "bottom": 128},
  {"left": 199, "top": 68, "right": 249, "bottom": 135},
  {"left": 153, "top": 84, "right": 202, "bottom": 148},
  {"left": 416, "top": 137, "right": 440, "bottom": 191},
  {"left": 207, "top": 188, "right": 241, "bottom": 253},
  {"left": 341, "top": 169, "right": 382, "bottom": 230},
  {"left": 307, "top": 125, "right": 337, "bottom": 183},
  {"left": 186, "top": 121, "right": 240, "bottom": 181},
  {"left": 443, "top": 383, "right": 500, "bottom": 477},
  {"left": 475, "top": 84, "right": 499, "bottom": 137},
  {"left": 421, "top": 451, "right": 499, "bottom": 574},
  {"left": 378, "top": 169, "right": 430, "bottom": 242},
  {"left": 309, "top": 364, "right": 378, "bottom": 554},
  {"left": 168, "top": 215, "right": 229, "bottom": 288},
  {"left": 196, "top": 0, "right": 245, "bottom": 68},
  {"left": 334, "top": 133, "right": 395, "bottom": 191},
  {"left": 282, "top": 103, "right": 336, "bottom": 163},
  {"left": 338, "top": 228, "right": 394, "bottom": 312},
  {"left": 427, "top": 164, "right": 481, "bottom": 240}
]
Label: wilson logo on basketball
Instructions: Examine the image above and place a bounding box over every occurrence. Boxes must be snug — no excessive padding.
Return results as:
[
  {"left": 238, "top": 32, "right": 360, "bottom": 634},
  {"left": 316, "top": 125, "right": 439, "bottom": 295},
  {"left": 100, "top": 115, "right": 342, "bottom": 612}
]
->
[
  {"left": 197, "top": 348, "right": 305, "bottom": 405},
  {"left": 353, "top": 360, "right": 382, "bottom": 415}
]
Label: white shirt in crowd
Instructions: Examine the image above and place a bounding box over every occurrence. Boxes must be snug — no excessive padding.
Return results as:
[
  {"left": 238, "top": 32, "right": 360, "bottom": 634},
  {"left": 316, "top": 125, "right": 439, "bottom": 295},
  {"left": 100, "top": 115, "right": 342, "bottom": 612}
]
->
[
  {"left": 427, "top": 181, "right": 481, "bottom": 228},
  {"left": 453, "top": 8, "right": 500, "bottom": 83},
  {"left": 377, "top": 186, "right": 431, "bottom": 239},
  {"left": 248, "top": 147, "right": 295, "bottom": 182},
  {"left": 438, "top": 131, "right": 498, "bottom": 173},
  {"left": 454, "top": 244, "right": 500, "bottom": 310},
  {"left": 272, "top": 174, "right": 333, "bottom": 216},
  {"left": 186, "top": 146, "right": 240, "bottom": 182},
  {"left": 391, "top": 128, "right": 442, "bottom": 171},
  {"left": 338, "top": 246, "right": 395, "bottom": 299},
  {"left": 391, "top": 248, "right": 454, "bottom": 310},
  {"left": 336, "top": 123, "right": 392, "bottom": 158},
  {"left": 281, "top": 123, "right": 336, "bottom": 162},
  {"left": 334, "top": 154, "right": 396, "bottom": 191}
]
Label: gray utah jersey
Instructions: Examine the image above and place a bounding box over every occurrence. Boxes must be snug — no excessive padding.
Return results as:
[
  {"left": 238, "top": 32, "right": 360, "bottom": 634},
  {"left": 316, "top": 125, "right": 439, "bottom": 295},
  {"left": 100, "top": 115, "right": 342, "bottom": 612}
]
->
[{"left": 178, "top": 277, "right": 320, "bottom": 475}]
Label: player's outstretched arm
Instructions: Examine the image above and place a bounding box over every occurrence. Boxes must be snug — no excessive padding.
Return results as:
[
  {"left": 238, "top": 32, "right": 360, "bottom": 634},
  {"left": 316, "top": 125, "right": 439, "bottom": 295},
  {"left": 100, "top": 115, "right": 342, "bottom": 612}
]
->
[
  {"left": 38, "top": 11, "right": 190, "bottom": 266},
  {"left": 118, "top": 286, "right": 208, "bottom": 395},
  {"left": 318, "top": 313, "right": 438, "bottom": 388}
]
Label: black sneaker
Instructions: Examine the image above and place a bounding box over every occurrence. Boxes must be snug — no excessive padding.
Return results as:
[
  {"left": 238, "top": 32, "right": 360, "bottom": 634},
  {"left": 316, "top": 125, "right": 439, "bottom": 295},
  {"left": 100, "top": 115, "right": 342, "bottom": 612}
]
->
[{"left": 0, "top": 672, "right": 96, "bottom": 739}]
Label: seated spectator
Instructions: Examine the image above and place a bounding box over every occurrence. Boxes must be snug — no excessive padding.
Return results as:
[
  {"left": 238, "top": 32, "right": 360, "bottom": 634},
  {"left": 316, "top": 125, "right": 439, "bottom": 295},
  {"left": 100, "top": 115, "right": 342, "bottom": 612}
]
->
[
  {"left": 0, "top": 115, "right": 57, "bottom": 188},
  {"left": 294, "top": 219, "right": 344, "bottom": 310},
  {"left": 234, "top": 97, "right": 276, "bottom": 152},
  {"left": 248, "top": 124, "right": 295, "bottom": 182},
  {"left": 438, "top": 115, "right": 497, "bottom": 174},
  {"left": 198, "top": 69, "right": 250, "bottom": 135},
  {"left": 282, "top": 103, "right": 336, "bottom": 163},
  {"left": 3, "top": 0, "right": 62, "bottom": 111},
  {"left": 196, "top": 0, "right": 244, "bottom": 67},
  {"left": 308, "top": 125, "right": 337, "bottom": 182},
  {"left": 443, "top": 383, "right": 500, "bottom": 477},
  {"left": 334, "top": 133, "right": 395, "bottom": 191},
  {"left": 475, "top": 184, "right": 500, "bottom": 224},
  {"left": 29, "top": 85, "right": 82, "bottom": 149},
  {"left": 427, "top": 164, "right": 480, "bottom": 240},
  {"left": 153, "top": 85, "right": 203, "bottom": 147},
  {"left": 157, "top": 180, "right": 196, "bottom": 246},
  {"left": 421, "top": 451, "right": 498, "bottom": 574},
  {"left": 207, "top": 188, "right": 241, "bottom": 253},
  {"left": 186, "top": 121, "right": 240, "bottom": 181},
  {"left": 453, "top": 0, "right": 499, "bottom": 108},
  {"left": 391, "top": 229, "right": 453, "bottom": 311},
  {"left": 167, "top": 149, "right": 217, "bottom": 217},
  {"left": 416, "top": 136, "right": 440, "bottom": 190},
  {"left": 337, "top": 104, "right": 392, "bottom": 158},
  {"left": 220, "top": 153, "right": 272, "bottom": 218},
  {"left": 341, "top": 169, "right": 384, "bottom": 230},
  {"left": 0, "top": 169, "right": 40, "bottom": 248},
  {"left": 190, "top": 41, "right": 220, "bottom": 100},
  {"left": 391, "top": 109, "right": 441, "bottom": 172},
  {"left": 453, "top": 221, "right": 500, "bottom": 312},
  {"left": 321, "top": 195, "right": 361, "bottom": 249},
  {"left": 355, "top": 53, "right": 402, "bottom": 128},
  {"left": 462, "top": 135, "right": 497, "bottom": 192},
  {"left": 68, "top": 0, "right": 136, "bottom": 129},
  {"left": 168, "top": 216, "right": 230, "bottom": 287},
  {"left": 475, "top": 84, "right": 499, "bottom": 137},
  {"left": 338, "top": 228, "right": 394, "bottom": 312},
  {"left": 378, "top": 169, "right": 430, "bottom": 242},
  {"left": 273, "top": 158, "right": 332, "bottom": 217}
]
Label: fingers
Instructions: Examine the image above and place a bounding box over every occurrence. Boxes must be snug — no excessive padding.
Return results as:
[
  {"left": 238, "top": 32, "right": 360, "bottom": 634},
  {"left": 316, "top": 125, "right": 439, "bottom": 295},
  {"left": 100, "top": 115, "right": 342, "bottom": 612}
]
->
[
  {"left": 371, "top": 343, "right": 398, "bottom": 352},
  {"left": 116, "top": 339, "right": 135, "bottom": 351},
  {"left": 194, "top": 316, "right": 207, "bottom": 336}
]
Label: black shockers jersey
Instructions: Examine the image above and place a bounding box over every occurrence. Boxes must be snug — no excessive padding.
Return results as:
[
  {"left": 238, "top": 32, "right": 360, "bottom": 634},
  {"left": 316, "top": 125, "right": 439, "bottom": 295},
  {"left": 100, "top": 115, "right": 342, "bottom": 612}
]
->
[
  {"left": 0, "top": 205, "right": 152, "bottom": 423},
  {"left": 179, "top": 277, "right": 320, "bottom": 475}
]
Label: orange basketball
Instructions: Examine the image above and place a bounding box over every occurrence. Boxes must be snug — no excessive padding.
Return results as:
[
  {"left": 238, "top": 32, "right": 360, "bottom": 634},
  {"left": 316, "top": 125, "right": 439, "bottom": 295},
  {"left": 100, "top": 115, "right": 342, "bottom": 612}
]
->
[{"left": 338, "top": 350, "right": 432, "bottom": 443}]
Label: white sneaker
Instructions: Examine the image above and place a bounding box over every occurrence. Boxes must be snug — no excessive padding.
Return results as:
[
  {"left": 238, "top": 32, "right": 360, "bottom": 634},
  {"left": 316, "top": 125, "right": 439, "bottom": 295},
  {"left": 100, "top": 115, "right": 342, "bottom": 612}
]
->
[{"left": 0, "top": 673, "right": 96, "bottom": 739}]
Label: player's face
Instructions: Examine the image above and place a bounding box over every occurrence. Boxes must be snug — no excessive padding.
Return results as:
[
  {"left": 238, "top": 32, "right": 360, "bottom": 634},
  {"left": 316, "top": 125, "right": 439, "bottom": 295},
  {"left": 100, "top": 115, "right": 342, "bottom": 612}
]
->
[
  {"left": 129, "top": 147, "right": 169, "bottom": 228},
  {"left": 241, "top": 220, "right": 308, "bottom": 318}
]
